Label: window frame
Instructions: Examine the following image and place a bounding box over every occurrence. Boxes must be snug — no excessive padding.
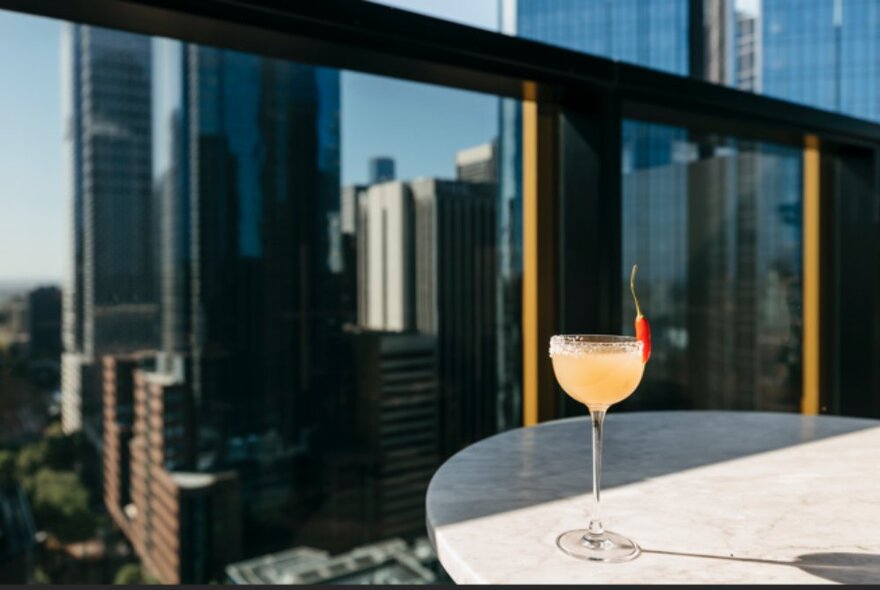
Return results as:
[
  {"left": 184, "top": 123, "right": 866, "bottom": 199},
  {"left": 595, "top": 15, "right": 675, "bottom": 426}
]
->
[{"left": 4, "top": 0, "right": 879, "bottom": 420}]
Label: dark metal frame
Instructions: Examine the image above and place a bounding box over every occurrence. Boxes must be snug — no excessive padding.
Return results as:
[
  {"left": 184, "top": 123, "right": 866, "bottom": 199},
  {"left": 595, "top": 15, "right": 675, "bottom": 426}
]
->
[
  {"left": 4, "top": 0, "right": 880, "bottom": 144},
  {"left": 3, "top": 0, "right": 878, "bottom": 417}
]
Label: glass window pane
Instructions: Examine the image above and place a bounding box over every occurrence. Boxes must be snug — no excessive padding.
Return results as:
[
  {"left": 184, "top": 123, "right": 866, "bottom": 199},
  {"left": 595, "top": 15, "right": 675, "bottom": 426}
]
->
[
  {"left": 512, "top": 0, "right": 689, "bottom": 76},
  {"left": 620, "top": 120, "right": 803, "bottom": 412},
  {"left": 0, "top": 8, "right": 521, "bottom": 584},
  {"left": 511, "top": 0, "right": 880, "bottom": 123}
]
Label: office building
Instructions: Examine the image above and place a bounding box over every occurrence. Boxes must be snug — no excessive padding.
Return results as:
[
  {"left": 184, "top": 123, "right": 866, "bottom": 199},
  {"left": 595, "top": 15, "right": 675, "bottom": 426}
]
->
[
  {"left": 341, "top": 185, "right": 366, "bottom": 236},
  {"left": 102, "top": 353, "right": 159, "bottom": 536},
  {"left": 505, "top": 0, "right": 813, "bottom": 413},
  {"left": 26, "top": 286, "right": 61, "bottom": 360},
  {"left": 61, "top": 24, "right": 157, "bottom": 443},
  {"left": 348, "top": 328, "right": 440, "bottom": 541},
  {"left": 368, "top": 156, "right": 396, "bottom": 183},
  {"left": 455, "top": 141, "right": 498, "bottom": 183},
  {"left": 145, "top": 39, "right": 344, "bottom": 574},
  {"left": 103, "top": 355, "right": 241, "bottom": 584},
  {"left": 411, "top": 178, "right": 497, "bottom": 452},
  {"left": 355, "top": 170, "right": 498, "bottom": 453},
  {"left": 735, "top": 4, "right": 760, "bottom": 91},
  {"left": 225, "top": 538, "right": 439, "bottom": 585},
  {"left": 357, "top": 181, "right": 415, "bottom": 331},
  {"left": 351, "top": 169, "right": 500, "bottom": 536},
  {"left": 761, "top": 0, "right": 880, "bottom": 122}
]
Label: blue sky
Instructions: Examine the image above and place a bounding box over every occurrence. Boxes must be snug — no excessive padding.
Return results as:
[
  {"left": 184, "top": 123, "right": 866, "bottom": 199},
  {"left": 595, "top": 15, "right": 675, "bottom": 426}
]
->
[
  {"left": 0, "top": 1, "right": 497, "bottom": 282},
  {"left": 0, "top": 11, "right": 64, "bottom": 282}
]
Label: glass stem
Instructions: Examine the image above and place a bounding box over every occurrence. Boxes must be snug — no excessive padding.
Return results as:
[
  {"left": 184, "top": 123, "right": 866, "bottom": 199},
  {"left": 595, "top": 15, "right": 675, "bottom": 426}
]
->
[{"left": 588, "top": 408, "right": 606, "bottom": 536}]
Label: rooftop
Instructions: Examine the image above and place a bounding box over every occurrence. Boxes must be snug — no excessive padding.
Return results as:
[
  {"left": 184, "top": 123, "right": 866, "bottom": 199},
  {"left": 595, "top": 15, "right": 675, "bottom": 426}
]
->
[{"left": 225, "top": 537, "right": 438, "bottom": 585}]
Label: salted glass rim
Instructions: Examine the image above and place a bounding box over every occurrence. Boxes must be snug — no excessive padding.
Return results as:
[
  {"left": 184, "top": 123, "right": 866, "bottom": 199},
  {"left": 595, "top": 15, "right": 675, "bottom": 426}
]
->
[{"left": 549, "top": 334, "right": 643, "bottom": 357}]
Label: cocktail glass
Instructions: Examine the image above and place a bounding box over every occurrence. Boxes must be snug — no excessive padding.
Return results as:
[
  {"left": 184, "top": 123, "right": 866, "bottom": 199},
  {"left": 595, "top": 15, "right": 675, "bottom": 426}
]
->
[{"left": 549, "top": 334, "right": 645, "bottom": 562}]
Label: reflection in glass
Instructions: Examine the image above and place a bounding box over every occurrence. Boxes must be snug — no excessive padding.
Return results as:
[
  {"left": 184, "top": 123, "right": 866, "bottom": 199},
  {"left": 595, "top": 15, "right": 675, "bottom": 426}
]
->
[
  {"left": 620, "top": 121, "right": 803, "bottom": 412},
  {"left": 509, "top": 0, "right": 880, "bottom": 123},
  {"left": 511, "top": 0, "right": 688, "bottom": 76},
  {"left": 12, "top": 23, "right": 513, "bottom": 584}
]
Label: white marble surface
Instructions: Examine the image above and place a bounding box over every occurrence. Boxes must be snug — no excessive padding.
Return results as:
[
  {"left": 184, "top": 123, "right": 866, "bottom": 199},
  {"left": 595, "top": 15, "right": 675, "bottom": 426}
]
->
[{"left": 426, "top": 411, "right": 880, "bottom": 584}]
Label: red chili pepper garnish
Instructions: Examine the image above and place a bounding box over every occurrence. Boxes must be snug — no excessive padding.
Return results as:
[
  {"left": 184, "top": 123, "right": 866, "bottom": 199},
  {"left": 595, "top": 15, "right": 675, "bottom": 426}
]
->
[{"left": 630, "top": 264, "right": 651, "bottom": 363}]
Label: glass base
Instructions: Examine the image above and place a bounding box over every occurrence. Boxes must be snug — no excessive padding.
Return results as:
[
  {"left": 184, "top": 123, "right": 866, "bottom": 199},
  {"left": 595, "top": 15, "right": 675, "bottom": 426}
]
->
[{"left": 556, "top": 529, "right": 641, "bottom": 563}]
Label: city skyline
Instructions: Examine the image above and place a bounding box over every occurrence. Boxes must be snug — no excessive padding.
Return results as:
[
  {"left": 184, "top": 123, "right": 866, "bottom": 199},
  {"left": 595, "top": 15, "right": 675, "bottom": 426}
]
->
[
  {"left": 0, "top": 0, "right": 876, "bottom": 585},
  {"left": 0, "top": 2, "right": 498, "bottom": 283},
  {"left": 77, "top": 29, "right": 499, "bottom": 582}
]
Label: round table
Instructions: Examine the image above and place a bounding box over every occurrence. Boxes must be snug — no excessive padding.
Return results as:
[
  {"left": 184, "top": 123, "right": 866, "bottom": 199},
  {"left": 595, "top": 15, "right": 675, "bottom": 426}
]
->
[{"left": 426, "top": 411, "right": 880, "bottom": 584}]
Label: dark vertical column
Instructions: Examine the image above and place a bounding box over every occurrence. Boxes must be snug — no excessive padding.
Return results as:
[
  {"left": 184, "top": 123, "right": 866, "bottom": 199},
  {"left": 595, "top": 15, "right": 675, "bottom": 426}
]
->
[
  {"left": 826, "top": 146, "right": 880, "bottom": 418},
  {"left": 557, "top": 92, "right": 622, "bottom": 418},
  {"left": 689, "top": 0, "right": 705, "bottom": 79}
]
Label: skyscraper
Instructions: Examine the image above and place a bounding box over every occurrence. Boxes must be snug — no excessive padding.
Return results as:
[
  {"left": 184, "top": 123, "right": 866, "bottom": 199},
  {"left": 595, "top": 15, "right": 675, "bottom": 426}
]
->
[
  {"left": 760, "top": 0, "right": 880, "bottom": 123},
  {"left": 368, "top": 156, "right": 396, "bottom": 184},
  {"left": 61, "top": 24, "right": 157, "bottom": 444},
  {"left": 506, "top": 0, "right": 807, "bottom": 413},
  {"left": 355, "top": 172, "right": 498, "bottom": 448},
  {"left": 512, "top": 0, "right": 689, "bottom": 76},
  {"left": 124, "top": 39, "right": 344, "bottom": 579},
  {"left": 410, "top": 178, "right": 497, "bottom": 453}
]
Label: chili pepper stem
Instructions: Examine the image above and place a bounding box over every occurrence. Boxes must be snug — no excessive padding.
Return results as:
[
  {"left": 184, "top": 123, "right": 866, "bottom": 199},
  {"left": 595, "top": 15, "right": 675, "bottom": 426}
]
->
[{"left": 630, "top": 264, "right": 643, "bottom": 318}]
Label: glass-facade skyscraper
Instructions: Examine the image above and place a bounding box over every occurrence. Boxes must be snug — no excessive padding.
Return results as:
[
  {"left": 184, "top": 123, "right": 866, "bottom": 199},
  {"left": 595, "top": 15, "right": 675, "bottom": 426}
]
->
[
  {"left": 514, "top": 0, "right": 688, "bottom": 75},
  {"left": 100, "top": 40, "right": 345, "bottom": 582},
  {"left": 761, "top": 0, "right": 880, "bottom": 122},
  {"left": 504, "top": 0, "right": 857, "bottom": 413},
  {"left": 508, "top": 0, "right": 880, "bottom": 122},
  {"left": 60, "top": 24, "right": 157, "bottom": 444}
]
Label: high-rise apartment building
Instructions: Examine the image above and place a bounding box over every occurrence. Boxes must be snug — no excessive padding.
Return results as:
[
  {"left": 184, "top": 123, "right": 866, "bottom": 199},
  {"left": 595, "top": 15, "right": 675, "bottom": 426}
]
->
[
  {"left": 103, "top": 354, "right": 242, "bottom": 584},
  {"left": 60, "top": 25, "right": 157, "bottom": 443}
]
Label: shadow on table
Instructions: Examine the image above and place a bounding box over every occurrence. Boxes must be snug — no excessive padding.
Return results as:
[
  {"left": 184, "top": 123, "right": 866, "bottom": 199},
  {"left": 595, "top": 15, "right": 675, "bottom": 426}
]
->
[
  {"left": 796, "top": 552, "right": 880, "bottom": 584},
  {"left": 642, "top": 548, "right": 880, "bottom": 584},
  {"left": 427, "top": 411, "right": 879, "bottom": 526}
]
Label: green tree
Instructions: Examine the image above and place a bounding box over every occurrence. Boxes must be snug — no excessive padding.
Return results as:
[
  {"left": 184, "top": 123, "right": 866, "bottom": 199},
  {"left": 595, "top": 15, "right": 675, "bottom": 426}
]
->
[
  {"left": 16, "top": 439, "right": 46, "bottom": 478},
  {"left": 32, "top": 566, "right": 51, "bottom": 584},
  {"left": 114, "top": 563, "right": 159, "bottom": 585},
  {"left": 114, "top": 564, "right": 145, "bottom": 585},
  {"left": 41, "top": 423, "right": 79, "bottom": 468},
  {"left": 16, "top": 424, "right": 82, "bottom": 479},
  {"left": 28, "top": 468, "right": 96, "bottom": 541}
]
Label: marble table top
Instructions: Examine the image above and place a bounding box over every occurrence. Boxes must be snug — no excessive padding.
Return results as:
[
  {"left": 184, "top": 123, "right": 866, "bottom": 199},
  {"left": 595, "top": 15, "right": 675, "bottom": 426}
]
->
[{"left": 426, "top": 411, "right": 880, "bottom": 584}]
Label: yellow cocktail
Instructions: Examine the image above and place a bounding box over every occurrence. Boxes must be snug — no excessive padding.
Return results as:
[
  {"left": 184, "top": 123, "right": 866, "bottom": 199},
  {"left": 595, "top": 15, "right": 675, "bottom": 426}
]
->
[
  {"left": 550, "top": 341, "right": 644, "bottom": 409},
  {"left": 549, "top": 335, "right": 645, "bottom": 562},
  {"left": 549, "top": 265, "right": 651, "bottom": 563}
]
